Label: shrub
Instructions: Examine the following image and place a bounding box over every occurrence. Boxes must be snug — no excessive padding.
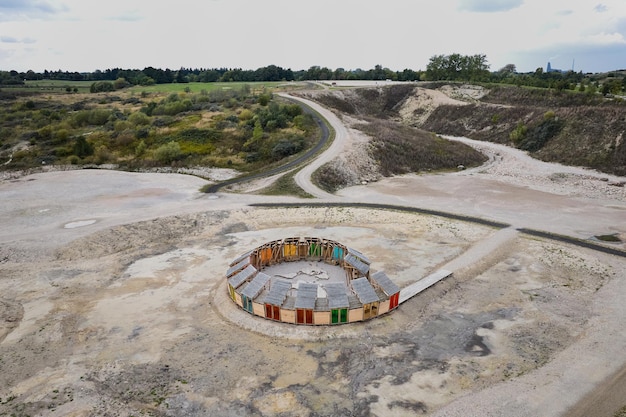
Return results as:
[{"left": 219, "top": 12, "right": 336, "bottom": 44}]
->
[
  {"left": 73, "top": 136, "right": 94, "bottom": 157},
  {"left": 129, "top": 112, "right": 150, "bottom": 126},
  {"left": 313, "top": 161, "right": 349, "bottom": 192},
  {"left": 135, "top": 140, "right": 147, "bottom": 157},
  {"left": 153, "top": 141, "right": 182, "bottom": 164},
  {"left": 509, "top": 122, "right": 527, "bottom": 144},
  {"left": 90, "top": 81, "right": 114, "bottom": 93},
  {"left": 73, "top": 109, "right": 112, "bottom": 127},
  {"left": 94, "top": 145, "right": 113, "bottom": 164},
  {"left": 271, "top": 137, "right": 303, "bottom": 160},
  {"left": 518, "top": 117, "right": 564, "bottom": 152}
]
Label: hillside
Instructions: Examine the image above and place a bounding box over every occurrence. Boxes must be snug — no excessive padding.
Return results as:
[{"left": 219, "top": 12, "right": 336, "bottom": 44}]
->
[
  {"left": 298, "top": 85, "right": 488, "bottom": 192},
  {"left": 0, "top": 84, "right": 319, "bottom": 175},
  {"left": 309, "top": 83, "right": 626, "bottom": 177}
]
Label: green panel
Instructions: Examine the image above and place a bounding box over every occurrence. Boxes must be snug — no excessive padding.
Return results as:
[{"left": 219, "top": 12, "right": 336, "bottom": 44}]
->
[
  {"left": 340, "top": 308, "right": 348, "bottom": 323},
  {"left": 331, "top": 309, "right": 339, "bottom": 324},
  {"left": 309, "top": 243, "right": 321, "bottom": 256}
]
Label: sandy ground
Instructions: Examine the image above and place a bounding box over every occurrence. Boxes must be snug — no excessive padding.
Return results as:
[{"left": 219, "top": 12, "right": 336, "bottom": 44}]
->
[{"left": 1, "top": 85, "right": 626, "bottom": 416}]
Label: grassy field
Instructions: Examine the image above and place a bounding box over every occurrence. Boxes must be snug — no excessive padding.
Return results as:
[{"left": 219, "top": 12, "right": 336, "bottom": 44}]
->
[
  {"left": 0, "top": 80, "right": 289, "bottom": 95},
  {"left": 14, "top": 80, "right": 95, "bottom": 93},
  {"left": 129, "top": 81, "right": 285, "bottom": 94}
]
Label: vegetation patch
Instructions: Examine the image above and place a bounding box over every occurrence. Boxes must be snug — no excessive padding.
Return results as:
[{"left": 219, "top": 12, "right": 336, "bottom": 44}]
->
[
  {"left": 513, "top": 112, "right": 565, "bottom": 152},
  {"left": 594, "top": 234, "right": 622, "bottom": 243},
  {"left": 418, "top": 85, "right": 626, "bottom": 176},
  {"left": 0, "top": 85, "right": 319, "bottom": 173},
  {"left": 356, "top": 118, "right": 487, "bottom": 176},
  {"left": 257, "top": 172, "right": 314, "bottom": 198},
  {"left": 312, "top": 161, "right": 350, "bottom": 193}
]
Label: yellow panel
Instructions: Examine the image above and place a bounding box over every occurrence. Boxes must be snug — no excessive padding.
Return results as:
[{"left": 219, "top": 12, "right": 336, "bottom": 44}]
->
[
  {"left": 314, "top": 311, "right": 330, "bottom": 325},
  {"left": 284, "top": 244, "right": 298, "bottom": 257},
  {"left": 234, "top": 293, "right": 242, "bottom": 307},
  {"left": 281, "top": 309, "right": 296, "bottom": 324},
  {"left": 348, "top": 308, "right": 363, "bottom": 322}
]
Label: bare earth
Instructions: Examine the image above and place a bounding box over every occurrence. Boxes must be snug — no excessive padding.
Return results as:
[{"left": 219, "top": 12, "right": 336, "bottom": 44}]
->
[{"left": 1, "top": 85, "right": 626, "bottom": 416}]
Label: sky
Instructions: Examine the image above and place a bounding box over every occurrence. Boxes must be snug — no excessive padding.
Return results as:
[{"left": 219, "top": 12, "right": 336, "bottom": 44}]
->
[{"left": 0, "top": 0, "right": 625, "bottom": 74}]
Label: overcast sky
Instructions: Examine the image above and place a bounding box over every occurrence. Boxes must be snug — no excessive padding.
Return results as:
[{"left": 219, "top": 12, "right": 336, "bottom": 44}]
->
[{"left": 1, "top": 0, "right": 625, "bottom": 74}]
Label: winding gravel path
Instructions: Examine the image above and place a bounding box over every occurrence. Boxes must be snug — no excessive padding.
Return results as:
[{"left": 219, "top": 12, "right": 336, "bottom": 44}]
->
[{"left": 279, "top": 93, "right": 347, "bottom": 199}]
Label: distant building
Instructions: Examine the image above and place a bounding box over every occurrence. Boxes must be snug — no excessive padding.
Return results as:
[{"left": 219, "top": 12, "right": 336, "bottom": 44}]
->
[{"left": 547, "top": 62, "right": 564, "bottom": 73}]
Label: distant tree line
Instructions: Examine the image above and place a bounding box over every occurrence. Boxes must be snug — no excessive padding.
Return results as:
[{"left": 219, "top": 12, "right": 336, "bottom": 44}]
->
[
  {"left": 2, "top": 55, "right": 624, "bottom": 95},
  {"left": 0, "top": 64, "right": 422, "bottom": 86}
]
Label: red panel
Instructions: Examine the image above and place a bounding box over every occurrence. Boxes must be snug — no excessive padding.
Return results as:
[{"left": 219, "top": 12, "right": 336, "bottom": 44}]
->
[
  {"left": 265, "top": 304, "right": 272, "bottom": 318},
  {"left": 390, "top": 293, "right": 399, "bottom": 309},
  {"left": 273, "top": 305, "right": 280, "bottom": 321},
  {"left": 296, "top": 309, "right": 305, "bottom": 324},
  {"left": 306, "top": 309, "right": 313, "bottom": 324}
]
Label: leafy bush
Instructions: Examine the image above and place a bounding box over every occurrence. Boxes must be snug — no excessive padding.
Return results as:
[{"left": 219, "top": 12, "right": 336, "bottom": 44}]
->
[
  {"left": 518, "top": 118, "right": 564, "bottom": 152},
  {"left": 271, "top": 136, "right": 303, "bottom": 160},
  {"left": 509, "top": 122, "right": 527, "bottom": 144},
  {"left": 153, "top": 141, "right": 182, "bottom": 164},
  {"left": 135, "top": 140, "right": 147, "bottom": 157},
  {"left": 73, "top": 109, "right": 112, "bottom": 127},
  {"left": 90, "top": 81, "right": 114, "bottom": 93},
  {"left": 129, "top": 112, "right": 150, "bottom": 126},
  {"left": 152, "top": 99, "right": 192, "bottom": 116},
  {"left": 73, "top": 136, "right": 94, "bottom": 157},
  {"left": 313, "top": 161, "right": 349, "bottom": 192}
]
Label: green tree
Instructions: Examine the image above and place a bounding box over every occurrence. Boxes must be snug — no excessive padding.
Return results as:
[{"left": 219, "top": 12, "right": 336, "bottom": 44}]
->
[{"left": 425, "top": 53, "right": 490, "bottom": 81}]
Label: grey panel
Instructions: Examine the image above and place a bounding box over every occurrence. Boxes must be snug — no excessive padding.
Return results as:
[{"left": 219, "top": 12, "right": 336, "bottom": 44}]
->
[
  {"left": 325, "top": 283, "right": 349, "bottom": 309},
  {"left": 229, "top": 250, "right": 252, "bottom": 268},
  {"left": 241, "top": 272, "right": 271, "bottom": 299},
  {"left": 227, "top": 256, "right": 251, "bottom": 278},
  {"left": 371, "top": 271, "right": 400, "bottom": 296},
  {"left": 347, "top": 247, "right": 371, "bottom": 265},
  {"left": 295, "top": 283, "right": 318, "bottom": 309},
  {"left": 265, "top": 278, "right": 292, "bottom": 306},
  {"left": 351, "top": 277, "right": 379, "bottom": 304},
  {"left": 344, "top": 253, "right": 370, "bottom": 275},
  {"left": 228, "top": 264, "right": 257, "bottom": 289}
]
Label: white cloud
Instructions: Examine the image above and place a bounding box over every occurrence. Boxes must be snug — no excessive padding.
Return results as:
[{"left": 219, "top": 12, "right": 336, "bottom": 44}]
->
[
  {"left": 458, "top": 0, "right": 524, "bottom": 12},
  {"left": 0, "top": 0, "right": 624, "bottom": 73},
  {"left": 594, "top": 3, "right": 608, "bottom": 12},
  {"left": 0, "top": 0, "right": 67, "bottom": 20}
]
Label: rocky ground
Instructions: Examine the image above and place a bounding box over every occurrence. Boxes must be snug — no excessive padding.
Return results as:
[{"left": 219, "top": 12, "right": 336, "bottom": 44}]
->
[
  {"left": 1, "top": 82, "right": 625, "bottom": 416},
  {"left": 0, "top": 180, "right": 625, "bottom": 416}
]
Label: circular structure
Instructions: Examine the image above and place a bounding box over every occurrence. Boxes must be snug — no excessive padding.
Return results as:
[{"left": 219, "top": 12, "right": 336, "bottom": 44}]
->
[{"left": 226, "top": 237, "right": 400, "bottom": 325}]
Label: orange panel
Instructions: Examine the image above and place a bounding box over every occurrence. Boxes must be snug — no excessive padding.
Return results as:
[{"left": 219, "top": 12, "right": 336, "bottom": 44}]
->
[{"left": 260, "top": 248, "right": 272, "bottom": 263}]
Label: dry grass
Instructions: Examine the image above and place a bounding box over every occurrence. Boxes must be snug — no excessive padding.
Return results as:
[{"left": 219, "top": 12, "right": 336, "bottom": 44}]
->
[{"left": 356, "top": 118, "right": 487, "bottom": 176}]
